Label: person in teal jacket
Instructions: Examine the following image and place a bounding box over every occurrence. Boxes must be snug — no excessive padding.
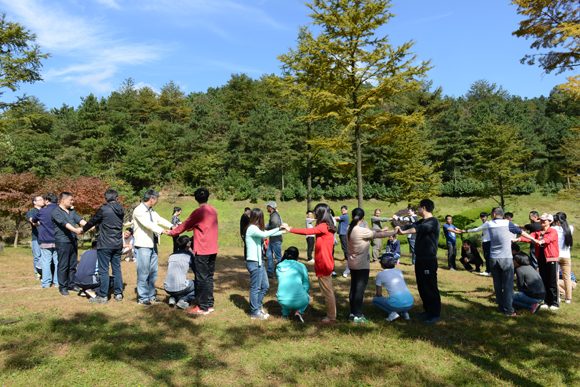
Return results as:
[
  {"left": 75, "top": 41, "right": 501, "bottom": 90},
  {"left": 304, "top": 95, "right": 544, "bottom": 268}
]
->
[
  {"left": 276, "top": 246, "right": 310, "bottom": 322},
  {"left": 245, "top": 208, "right": 287, "bottom": 320}
]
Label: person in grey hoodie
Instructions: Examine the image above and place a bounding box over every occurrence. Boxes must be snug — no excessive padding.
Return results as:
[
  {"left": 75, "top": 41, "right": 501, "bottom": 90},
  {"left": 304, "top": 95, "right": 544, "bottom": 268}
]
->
[
  {"left": 276, "top": 246, "right": 310, "bottom": 322},
  {"left": 82, "top": 189, "right": 125, "bottom": 303}
]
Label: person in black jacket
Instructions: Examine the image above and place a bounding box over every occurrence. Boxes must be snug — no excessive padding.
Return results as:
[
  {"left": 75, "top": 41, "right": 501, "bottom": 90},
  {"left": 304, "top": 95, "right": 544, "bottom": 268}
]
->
[
  {"left": 512, "top": 244, "right": 545, "bottom": 314},
  {"left": 459, "top": 240, "right": 484, "bottom": 272},
  {"left": 82, "top": 189, "right": 125, "bottom": 303},
  {"left": 75, "top": 240, "right": 100, "bottom": 298}
]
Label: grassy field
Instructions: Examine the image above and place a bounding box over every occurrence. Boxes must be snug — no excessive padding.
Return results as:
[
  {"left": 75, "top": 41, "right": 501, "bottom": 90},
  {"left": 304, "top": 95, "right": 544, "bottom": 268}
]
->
[{"left": 1, "top": 194, "right": 579, "bottom": 386}]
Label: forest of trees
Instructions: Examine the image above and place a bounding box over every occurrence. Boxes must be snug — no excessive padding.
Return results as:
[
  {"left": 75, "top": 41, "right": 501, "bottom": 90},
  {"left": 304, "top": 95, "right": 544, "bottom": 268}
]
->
[{"left": 1, "top": 76, "right": 579, "bottom": 207}]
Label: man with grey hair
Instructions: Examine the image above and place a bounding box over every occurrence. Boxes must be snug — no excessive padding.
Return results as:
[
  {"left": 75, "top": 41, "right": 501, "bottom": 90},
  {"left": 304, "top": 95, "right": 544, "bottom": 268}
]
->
[
  {"left": 371, "top": 209, "right": 391, "bottom": 262},
  {"left": 463, "top": 207, "right": 533, "bottom": 315},
  {"left": 265, "top": 201, "right": 282, "bottom": 279},
  {"left": 132, "top": 189, "right": 173, "bottom": 306}
]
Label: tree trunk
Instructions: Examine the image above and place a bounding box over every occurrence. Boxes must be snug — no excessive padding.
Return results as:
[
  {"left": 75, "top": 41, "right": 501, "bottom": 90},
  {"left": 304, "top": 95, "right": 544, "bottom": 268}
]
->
[
  {"left": 13, "top": 219, "right": 20, "bottom": 248},
  {"left": 307, "top": 122, "right": 312, "bottom": 211},
  {"left": 499, "top": 177, "right": 505, "bottom": 210},
  {"left": 454, "top": 163, "right": 457, "bottom": 185},
  {"left": 355, "top": 122, "right": 363, "bottom": 208},
  {"left": 567, "top": 176, "right": 571, "bottom": 190},
  {"left": 281, "top": 167, "right": 285, "bottom": 190}
]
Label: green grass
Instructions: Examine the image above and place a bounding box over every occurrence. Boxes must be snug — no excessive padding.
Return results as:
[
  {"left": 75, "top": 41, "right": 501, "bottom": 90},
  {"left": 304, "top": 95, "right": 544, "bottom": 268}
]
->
[{"left": 1, "top": 194, "right": 580, "bottom": 386}]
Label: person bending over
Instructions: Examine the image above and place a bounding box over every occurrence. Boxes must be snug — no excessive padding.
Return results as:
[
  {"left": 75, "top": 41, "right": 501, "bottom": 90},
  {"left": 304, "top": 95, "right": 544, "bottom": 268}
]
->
[
  {"left": 276, "top": 247, "right": 310, "bottom": 322},
  {"left": 459, "top": 240, "right": 484, "bottom": 272},
  {"left": 512, "top": 243, "right": 545, "bottom": 314},
  {"left": 373, "top": 253, "right": 414, "bottom": 322},
  {"left": 164, "top": 235, "right": 196, "bottom": 310}
]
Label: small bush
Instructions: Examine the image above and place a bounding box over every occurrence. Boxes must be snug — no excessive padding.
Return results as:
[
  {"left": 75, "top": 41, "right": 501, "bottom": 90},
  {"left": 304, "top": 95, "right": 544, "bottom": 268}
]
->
[
  {"left": 295, "top": 182, "right": 308, "bottom": 200},
  {"left": 281, "top": 187, "right": 296, "bottom": 201}
]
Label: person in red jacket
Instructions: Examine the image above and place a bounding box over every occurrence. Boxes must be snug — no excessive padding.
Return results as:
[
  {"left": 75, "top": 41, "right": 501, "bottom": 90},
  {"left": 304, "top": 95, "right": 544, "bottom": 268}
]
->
[
  {"left": 517, "top": 213, "right": 560, "bottom": 310},
  {"left": 169, "top": 188, "right": 218, "bottom": 315},
  {"left": 287, "top": 203, "right": 338, "bottom": 324}
]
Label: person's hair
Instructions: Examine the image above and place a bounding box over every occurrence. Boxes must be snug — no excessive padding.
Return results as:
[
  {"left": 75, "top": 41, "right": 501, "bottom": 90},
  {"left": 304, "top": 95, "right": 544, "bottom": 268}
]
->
[
  {"left": 245, "top": 208, "right": 265, "bottom": 233},
  {"left": 32, "top": 195, "right": 42, "bottom": 204},
  {"left": 445, "top": 215, "right": 452, "bottom": 220},
  {"left": 511, "top": 242, "right": 521, "bottom": 252},
  {"left": 279, "top": 246, "right": 299, "bottom": 264},
  {"left": 380, "top": 253, "right": 396, "bottom": 269},
  {"left": 554, "top": 212, "right": 573, "bottom": 248},
  {"left": 418, "top": 199, "right": 434, "bottom": 213},
  {"left": 530, "top": 211, "right": 539, "bottom": 218},
  {"left": 176, "top": 235, "right": 191, "bottom": 250},
  {"left": 124, "top": 227, "right": 133, "bottom": 235},
  {"left": 374, "top": 208, "right": 381, "bottom": 215},
  {"left": 505, "top": 212, "right": 514, "bottom": 218},
  {"left": 91, "top": 239, "right": 98, "bottom": 248},
  {"left": 341, "top": 205, "right": 348, "bottom": 211},
  {"left": 244, "top": 207, "right": 251, "bottom": 212},
  {"left": 173, "top": 207, "right": 182, "bottom": 215},
  {"left": 59, "top": 192, "right": 73, "bottom": 202},
  {"left": 513, "top": 252, "right": 530, "bottom": 266},
  {"left": 492, "top": 207, "right": 504, "bottom": 217},
  {"left": 463, "top": 240, "right": 471, "bottom": 246},
  {"left": 313, "top": 203, "right": 337, "bottom": 233},
  {"left": 143, "top": 189, "right": 159, "bottom": 203},
  {"left": 194, "top": 188, "right": 210, "bottom": 203},
  {"left": 347, "top": 208, "right": 365, "bottom": 239},
  {"left": 104, "top": 189, "right": 118, "bottom": 203},
  {"left": 408, "top": 207, "right": 416, "bottom": 213},
  {"left": 329, "top": 208, "right": 335, "bottom": 217},
  {"left": 306, "top": 210, "right": 313, "bottom": 214},
  {"left": 480, "top": 212, "right": 489, "bottom": 218},
  {"left": 45, "top": 193, "right": 58, "bottom": 203}
]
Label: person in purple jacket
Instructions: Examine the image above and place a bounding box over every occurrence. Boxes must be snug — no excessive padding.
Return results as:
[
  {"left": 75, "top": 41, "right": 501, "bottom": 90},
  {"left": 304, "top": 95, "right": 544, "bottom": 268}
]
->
[{"left": 31, "top": 193, "right": 60, "bottom": 288}]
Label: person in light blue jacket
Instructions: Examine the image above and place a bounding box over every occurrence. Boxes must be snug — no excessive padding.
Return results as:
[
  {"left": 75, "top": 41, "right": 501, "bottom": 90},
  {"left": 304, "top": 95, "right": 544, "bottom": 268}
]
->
[
  {"left": 245, "top": 208, "right": 286, "bottom": 320},
  {"left": 276, "top": 247, "right": 310, "bottom": 322}
]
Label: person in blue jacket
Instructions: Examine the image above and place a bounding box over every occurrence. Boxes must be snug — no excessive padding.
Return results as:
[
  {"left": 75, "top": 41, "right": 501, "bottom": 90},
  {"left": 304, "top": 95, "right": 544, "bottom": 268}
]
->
[
  {"left": 276, "top": 246, "right": 310, "bottom": 322},
  {"left": 385, "top": 235, "right": 401, "bottom": 264}
]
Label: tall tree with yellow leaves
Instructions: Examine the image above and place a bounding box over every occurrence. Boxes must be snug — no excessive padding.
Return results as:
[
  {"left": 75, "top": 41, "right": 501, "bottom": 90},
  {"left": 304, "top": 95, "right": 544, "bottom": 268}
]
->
[{"left": 278, "top": 0, "right": 431, "bottom": 208}]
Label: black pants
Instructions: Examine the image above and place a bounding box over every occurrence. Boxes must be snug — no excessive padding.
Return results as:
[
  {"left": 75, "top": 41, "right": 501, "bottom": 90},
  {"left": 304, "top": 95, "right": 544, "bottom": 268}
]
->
[
  {"left": 242, "top": 236, "right": 247, "bottom": 260},
  {"left": 349, "top": 269, "right": 369, "bottom": 318},
  {"left": 538, "top": 250, "right": 559, "bottom": 306},
  {"left": 460, "top": 256, "right": 482, "bottom": 272},
  {"left": 415, "top": 259, "right": 441, "bottom": 318},
  {"left": 307, "top": 237, "right": 315, "bottom": 260},
  {"left": 339, "top": 235, "right": 348, "bottom": 261},
  {"left": 172, "top": 236, "right": 179, "bottom": 254},
  {"left": 447, "top": 243, "right": 457, "bottom": 269},
  {"left": 195, "top": 254, "right": 216, "bottom": 311},
  {"left": 482, "top": 241, "right": 491, "bottom": 273},
  {"left": 529, "top": 244, "right": 538, "bottom": 268},
  {"left": 56, "top": 241, "right": 78, "bottom": 291}
]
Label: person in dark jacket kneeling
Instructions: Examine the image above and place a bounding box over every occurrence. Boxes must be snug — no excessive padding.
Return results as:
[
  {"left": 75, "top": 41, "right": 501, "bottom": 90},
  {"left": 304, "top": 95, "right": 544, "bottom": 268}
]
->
[{"left": 164, "top": 235, "right": 197, "bottom": 310}]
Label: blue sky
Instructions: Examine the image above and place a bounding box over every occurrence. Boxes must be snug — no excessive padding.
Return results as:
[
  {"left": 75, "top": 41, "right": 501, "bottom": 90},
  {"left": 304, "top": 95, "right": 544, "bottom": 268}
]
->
[{"left": 1, "top": 0, "right": 569, "bottom": 109}]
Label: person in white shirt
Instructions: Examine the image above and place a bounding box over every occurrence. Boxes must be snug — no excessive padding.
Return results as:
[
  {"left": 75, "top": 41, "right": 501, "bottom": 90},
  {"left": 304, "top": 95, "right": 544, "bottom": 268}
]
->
[
  {"left": 132, "top": 190, "right": 173, "bottom": 306},
  {"left": 373, "top": 253, "right": 414, "bottom": 322},
  {"left": 553, "top": 212, "right": 574, "bottom": 303},
  {"left": 122, "top": 228, "right": 134, "bottom": 262},
  {"left": 305, "top": 210, "right": 315, "bottom": 263},
  {"left": 467, "top": 212, "right": 492, "bottom": 276}
]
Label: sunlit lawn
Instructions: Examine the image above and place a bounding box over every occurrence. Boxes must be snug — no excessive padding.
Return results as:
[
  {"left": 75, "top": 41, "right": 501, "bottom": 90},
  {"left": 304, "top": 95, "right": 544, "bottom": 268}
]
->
[{"left": 1, "top": 194, "right": 579, "bottom": 386}]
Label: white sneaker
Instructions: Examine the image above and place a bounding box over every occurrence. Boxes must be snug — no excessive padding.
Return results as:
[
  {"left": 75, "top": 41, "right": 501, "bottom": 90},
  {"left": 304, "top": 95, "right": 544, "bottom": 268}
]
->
[
  {"left": 540, "top": 304, "right": 549, "bottom": 309},
  {"left": 386, "top": 311, "right": 400, "bottom": 322},
  {"left": 342, "top": 272, "right": 348, "bottom": 278},
  {"left": 332, "top": 271, "right": 337, "bottom": 276},
  {"left": 565, "top": 299, "right": 571, "bottom": 304},
  {"left": 401, "top": 312, "right": 410, "bottom": 320},
  {"left": 479, "top": 272, "right": 490, "bottom": 276},
  {"left": 261, "top": 308, "right": 270, "bottom": 318},
  {"left": 549, "top": 305, "right": 559, "bottom": 310},
  {"left": 308, "top": 259, "right": 315, "bottom": 263}
]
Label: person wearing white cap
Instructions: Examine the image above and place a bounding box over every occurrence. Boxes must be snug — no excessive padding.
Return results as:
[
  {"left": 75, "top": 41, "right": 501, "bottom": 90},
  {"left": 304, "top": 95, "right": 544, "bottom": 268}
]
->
[
  {"left": 517, "top": 213, "right": 560, "bottom": 310},
  {"left": 265, "top": 201, "right": 283, "bottom": 279}
]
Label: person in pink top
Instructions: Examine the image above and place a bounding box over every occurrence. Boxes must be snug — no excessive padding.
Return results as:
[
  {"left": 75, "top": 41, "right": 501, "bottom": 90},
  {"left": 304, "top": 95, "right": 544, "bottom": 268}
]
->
[
  {"left": 169, "top": 188, "right": 218, "bottom": 315},
  {"left": 287, "top": 203, "right": 338, "bottom": 324}
]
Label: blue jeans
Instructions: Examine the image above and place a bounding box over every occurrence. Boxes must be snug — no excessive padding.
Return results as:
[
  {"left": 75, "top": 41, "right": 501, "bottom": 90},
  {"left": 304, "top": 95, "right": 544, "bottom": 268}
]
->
[
  {"left": 279, "top": 294, "right": 310, "bottom": 316},
  {"left": 166, "top": 280, "right": 196, "bottom": 303},
  {"left": 373, "top": 296, "right": 413, "bottom": 314},
  {"left": 490, "top": 258, "right": 515, "bottom": 314},
  {"left": 135, "top": 245, "right": 158, "bottom": 303},
  {"left": 513, "top": 292, "right": 543, "bottom": 309},
  {"left": 266, "top": 240, "right": 282, "bottom": 274},
  {"left": 40, "top": 247, "right": 59, "bottom": 288},
  {"left": 97, "top": 249, "right": 123, "bottom": 298},
  {"left": 408, "top": 238, "right": 416, "bottom": 265},
  {"left": 32, "top": 240, "right": 41, "bottom": 274},
  {"left": 246, "top": 261, "right": 269, "bottom": 315}
]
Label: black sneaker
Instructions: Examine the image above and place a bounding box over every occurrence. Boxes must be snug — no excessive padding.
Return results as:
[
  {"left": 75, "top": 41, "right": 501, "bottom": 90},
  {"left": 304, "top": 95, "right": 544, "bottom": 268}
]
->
[
  {"left": 59, "top": 289, "right": 70, "bottom": 296},
  {"left": 267, "top": 273, "right": 274, "bottom": 279},
  {"left": 150, "top": 297, "right": 162, "bottom": 304},
  {"left": 89, "top": 296, "right": 108, "bottom": 304},
  {"left": 138, "top": 300, "right": 152, "bottom": 307}
]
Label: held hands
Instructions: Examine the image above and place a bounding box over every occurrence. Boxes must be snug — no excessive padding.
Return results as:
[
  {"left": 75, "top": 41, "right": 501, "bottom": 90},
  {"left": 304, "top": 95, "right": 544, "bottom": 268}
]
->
[
  {"left": 394, "top": 226, "right": 403, "bottom": 235},
  {"left": 381, "top": 226, "right": 390, "bottom": 232},
  {"left": 161, "top": 230, "right": 171, "bottom": 235},
  {"left": 73, "top": 227, "right": 83, "bottom": 235}
]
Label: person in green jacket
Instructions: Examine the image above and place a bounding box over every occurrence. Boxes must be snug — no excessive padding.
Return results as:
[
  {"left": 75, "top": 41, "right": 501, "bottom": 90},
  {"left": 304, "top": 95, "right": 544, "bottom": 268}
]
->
[{"left": 276, "top": 246, "right": 310, "bottom": 322}]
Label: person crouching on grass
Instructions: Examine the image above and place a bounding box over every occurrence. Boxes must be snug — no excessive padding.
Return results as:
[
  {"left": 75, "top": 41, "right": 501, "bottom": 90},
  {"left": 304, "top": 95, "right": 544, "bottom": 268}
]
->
[
  {"left": 163, "top": 235, "right": 196, "bottom": 310},
  {"left": 385, "top": 234, "right": 401, "bottom": 265},
  {"left": 373, "top": 253, "right": 414, "bottom": 322},
  {"left": 276, "top": 247, "right": 310, "bottom": 322},
  {"left": 512, "top": 243, "right": 545, "bottom": 314}
]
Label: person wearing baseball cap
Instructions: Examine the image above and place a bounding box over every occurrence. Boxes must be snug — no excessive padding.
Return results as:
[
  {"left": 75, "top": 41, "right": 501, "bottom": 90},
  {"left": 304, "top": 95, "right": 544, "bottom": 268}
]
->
[
  {"left": 265, "top": 202, "right": 283, "bottom": 278},
  {"left": 517, "top": 213, "right": 560, "bottom": 310}
]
